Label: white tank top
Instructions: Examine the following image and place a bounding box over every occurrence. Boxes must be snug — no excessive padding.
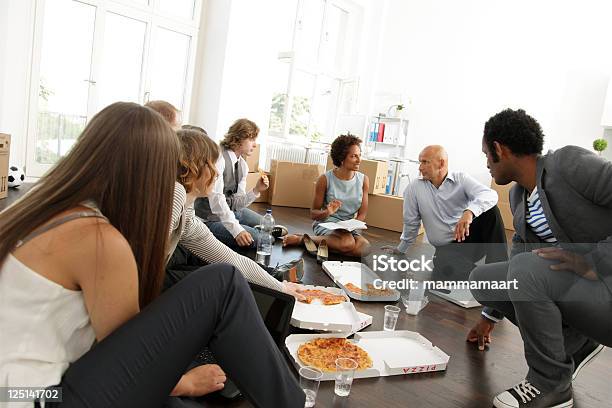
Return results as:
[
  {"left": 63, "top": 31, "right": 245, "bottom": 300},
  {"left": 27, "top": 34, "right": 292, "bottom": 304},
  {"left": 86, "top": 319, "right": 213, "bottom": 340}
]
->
[{"left": 0, "top": 207, "right": 104, "bottom": 406}]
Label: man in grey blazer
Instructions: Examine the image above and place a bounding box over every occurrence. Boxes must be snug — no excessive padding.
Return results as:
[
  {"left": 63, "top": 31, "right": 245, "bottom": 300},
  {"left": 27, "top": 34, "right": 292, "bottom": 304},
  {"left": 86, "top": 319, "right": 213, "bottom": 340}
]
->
[{"left": 467, "top": 109, "right": 612, "bottom": 408}]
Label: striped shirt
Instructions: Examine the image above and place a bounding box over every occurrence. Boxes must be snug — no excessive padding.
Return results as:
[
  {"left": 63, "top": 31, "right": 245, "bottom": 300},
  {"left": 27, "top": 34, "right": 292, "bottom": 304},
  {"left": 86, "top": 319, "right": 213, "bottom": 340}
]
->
[
  {"left": 168, "top": 182, "right": 284, "bottom": 292},
  {"left": 483, "top": 187, "right": 558, "bottom": 323},
  {"left": 525, "top": 187, "right": 557, "bottom": 243}
]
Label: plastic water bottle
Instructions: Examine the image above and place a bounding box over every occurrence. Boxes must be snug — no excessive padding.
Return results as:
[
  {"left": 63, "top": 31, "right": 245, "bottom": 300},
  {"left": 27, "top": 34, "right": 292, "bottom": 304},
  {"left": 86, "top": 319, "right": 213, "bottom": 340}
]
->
[{"left": 256, "top": 209, "right": 274, "bottom": 266}]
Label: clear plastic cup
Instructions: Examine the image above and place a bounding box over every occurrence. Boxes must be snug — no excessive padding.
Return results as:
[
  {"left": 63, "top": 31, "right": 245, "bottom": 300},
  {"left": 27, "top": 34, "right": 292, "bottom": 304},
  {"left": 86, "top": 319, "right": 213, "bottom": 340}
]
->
[
  {"left": 383, "top": 305, "right": 401, "bottom": 331},
  {"left": 334, "top": 357, "right": 358, "bottom": 397},
  {"left": 299, "top": 366, "right": 323, "bottom": 407}
]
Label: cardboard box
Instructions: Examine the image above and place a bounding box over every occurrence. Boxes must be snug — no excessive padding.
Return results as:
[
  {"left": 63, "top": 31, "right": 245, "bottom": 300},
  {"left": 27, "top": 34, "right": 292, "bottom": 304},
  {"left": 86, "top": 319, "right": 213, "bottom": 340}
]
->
[
  {"left": 326, "top": 156, "right": 389, "bottom": 195},
  {"left": 268, "top": 160, "right": 325, "bottom": 208},
  {"left": 365, "top": 193, "right": 403, "bottom": 232},
  {"left": 0, "top": 134, "right": 10, "bottom": 200},
  {"left": 491, "top": 180, "right": 516, "bottom": 231},
  {"left": 322, "top": 261, "right": 401, "bottom": 302},
  {"left": 365, "top": 193, "right": 424, "bottom": 234},
  {"left": 245, "top": 171, "right": 269, "bottom": 203},
  {"left": 361, "top": 159, "right": 388, "bottom": 194},
  {"left": 285, "top": 331, "right": 450, "bottom": 381},
  {"left": 290, "top": 285, "right": 372, "bottom": 333},
  {"left": 244, "top": 144, "right": 261, "bottom": 171},
  {"left": 490, "top": 180, "right": 515, "bottom": 204},
  {"left": 498, "top": 202, "right": 515, "bottom": 231}
]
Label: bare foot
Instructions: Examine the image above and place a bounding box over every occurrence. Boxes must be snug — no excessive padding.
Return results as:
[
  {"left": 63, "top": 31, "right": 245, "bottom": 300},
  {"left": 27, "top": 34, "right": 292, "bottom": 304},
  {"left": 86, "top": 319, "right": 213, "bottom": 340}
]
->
[{"left": 282, "top": 234, "right": 303, "bottom": 247}]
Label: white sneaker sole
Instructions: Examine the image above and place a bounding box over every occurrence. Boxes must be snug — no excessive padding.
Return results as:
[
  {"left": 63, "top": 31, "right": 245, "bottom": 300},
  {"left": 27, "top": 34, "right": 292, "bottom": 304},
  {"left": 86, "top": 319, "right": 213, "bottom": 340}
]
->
[
  {"left": 572, "top": 344, "right": 605, "bottom": 381},
  {"left": 493, "top": 396, "right": 573, "bottom": 408}
]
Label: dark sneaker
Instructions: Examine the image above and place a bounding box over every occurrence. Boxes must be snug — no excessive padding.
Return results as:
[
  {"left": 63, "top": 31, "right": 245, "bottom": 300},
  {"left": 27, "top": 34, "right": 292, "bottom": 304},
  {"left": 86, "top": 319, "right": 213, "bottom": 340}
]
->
[
  {"left": 572, "top": 340, "right": 605, "bottom": 381},
  {"left": 254, "top": 224, "right": 288, "bottom": 238},
  {"left": 493, "top": 380, "right": 573, "bottom": 408},
  {"left": 271, "top": 225, "right": 288, "bottom": 238}
]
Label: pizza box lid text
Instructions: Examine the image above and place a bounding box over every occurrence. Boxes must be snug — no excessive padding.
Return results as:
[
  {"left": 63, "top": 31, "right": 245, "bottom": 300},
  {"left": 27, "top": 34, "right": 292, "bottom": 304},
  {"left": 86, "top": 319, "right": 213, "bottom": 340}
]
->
[
  {"left": 285, "top": 330, "right": 450, "bottom": 381},
  {"left": 290, "top": 285, "right": 372, "bottom": 333}
]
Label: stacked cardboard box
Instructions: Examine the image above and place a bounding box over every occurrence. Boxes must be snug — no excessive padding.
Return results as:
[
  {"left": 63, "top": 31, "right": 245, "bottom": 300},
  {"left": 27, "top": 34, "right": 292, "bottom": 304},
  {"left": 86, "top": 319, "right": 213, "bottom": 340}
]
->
[
  {"left": 0, "top": 134, "right": 10, "bottom": 200},
  {"left": 245, "top": 144, "right": 261, "bottom": 171},
  {"left": 491, "top": 180, "right": 516, "bottom": 231},
  {"left": 326, "top": 156, "right": 388, "bottom": 194},
  {"left": 365, "top": 193, "right": 424, "bottom": 234},
  {"left": 243, "top": 144, "right": 269, "bottom": 203},
  {"left": 268, "top": 160, "right": 325, "bottom": 208},
  {"left": 246, "top": 171, "right": 271, "bottom": 203}
]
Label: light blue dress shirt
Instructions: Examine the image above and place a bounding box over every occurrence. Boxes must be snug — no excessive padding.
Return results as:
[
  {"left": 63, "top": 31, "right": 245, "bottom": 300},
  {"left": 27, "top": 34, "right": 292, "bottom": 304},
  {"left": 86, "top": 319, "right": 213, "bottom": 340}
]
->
[{"left": 397, "top": 171, "right": 498, "bottom": 252}]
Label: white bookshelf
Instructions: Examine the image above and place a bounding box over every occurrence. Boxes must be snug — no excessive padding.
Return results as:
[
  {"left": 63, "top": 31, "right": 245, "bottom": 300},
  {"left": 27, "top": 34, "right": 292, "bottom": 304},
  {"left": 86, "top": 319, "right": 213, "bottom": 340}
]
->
[
  {"left": 366, "top": 116, "right": 409, "bottom": 156},
  {"left": 364, "top": 116, "right": 413, "bottom": 195}
]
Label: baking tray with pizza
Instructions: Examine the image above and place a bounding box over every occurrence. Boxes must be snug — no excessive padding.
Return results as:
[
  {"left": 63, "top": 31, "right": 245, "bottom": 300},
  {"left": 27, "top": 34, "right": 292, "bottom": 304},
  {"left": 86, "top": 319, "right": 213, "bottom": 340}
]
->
[
  {"left": 291, "top": 285, "right": 373, "bottom": 332},
  {"left": 285, "top": 331, "right": 450, "bottom": 381},
  {"left": 321, "top": 261, "right": 401, "bottom": 302}
]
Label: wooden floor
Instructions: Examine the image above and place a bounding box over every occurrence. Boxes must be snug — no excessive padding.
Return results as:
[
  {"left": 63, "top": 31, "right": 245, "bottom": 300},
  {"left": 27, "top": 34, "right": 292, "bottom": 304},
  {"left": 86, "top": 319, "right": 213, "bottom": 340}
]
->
[{"left": 1, "top": 188, "right": 610, "bottom": 407}]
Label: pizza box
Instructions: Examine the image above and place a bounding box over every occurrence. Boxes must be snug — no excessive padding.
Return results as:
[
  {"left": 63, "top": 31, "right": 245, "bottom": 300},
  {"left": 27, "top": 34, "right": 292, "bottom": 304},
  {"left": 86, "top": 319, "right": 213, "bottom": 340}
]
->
[
  {"left": 285, "top": 330, "right": 450, "bottom": 381},
  {"left": 429, "top": 288, "right": 481, "bottom": 308},
  {"left": 322, "top": 261, "right": 400, "bottom": 302},
  {"left": 291, "top": 285, "right": 373, "bottom": 333}
]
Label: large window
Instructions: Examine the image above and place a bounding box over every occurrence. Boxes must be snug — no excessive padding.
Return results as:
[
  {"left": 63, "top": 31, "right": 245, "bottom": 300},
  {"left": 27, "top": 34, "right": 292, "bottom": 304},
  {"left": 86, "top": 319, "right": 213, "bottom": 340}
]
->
[
  {"left": 27, "top": 0, "right": 201, "bottom": 176},
  {"left": 268, "top": 0, "right": 362, "bottom": 143}
]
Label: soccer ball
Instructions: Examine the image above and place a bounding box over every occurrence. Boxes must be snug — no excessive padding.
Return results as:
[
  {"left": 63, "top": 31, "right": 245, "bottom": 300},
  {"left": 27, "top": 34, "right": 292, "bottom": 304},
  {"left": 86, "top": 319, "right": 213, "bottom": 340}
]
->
[{"left": 8, "top": 165, "right": 25, "bottom": 188}]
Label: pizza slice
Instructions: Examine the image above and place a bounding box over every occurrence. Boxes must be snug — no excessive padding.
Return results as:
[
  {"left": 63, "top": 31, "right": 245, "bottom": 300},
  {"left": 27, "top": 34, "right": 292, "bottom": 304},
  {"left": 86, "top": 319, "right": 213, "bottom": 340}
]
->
[{"left": 298, "top": 289, "right": 346, "bottom": 305}]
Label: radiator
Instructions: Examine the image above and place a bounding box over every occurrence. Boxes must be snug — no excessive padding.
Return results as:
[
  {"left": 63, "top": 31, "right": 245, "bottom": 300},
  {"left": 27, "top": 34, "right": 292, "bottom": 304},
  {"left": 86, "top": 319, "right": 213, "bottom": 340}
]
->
[{"left": 265, "top": 141, "right": 328, "bottom": 169}]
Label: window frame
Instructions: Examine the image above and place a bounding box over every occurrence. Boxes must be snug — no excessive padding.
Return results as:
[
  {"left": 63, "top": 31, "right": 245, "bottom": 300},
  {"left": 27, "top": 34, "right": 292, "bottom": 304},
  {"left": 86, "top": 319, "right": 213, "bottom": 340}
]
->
[
  {"left": 269, "top": 0, "right": 363, "bottom": 144},
  {"left": 25, "top": 0, "right": 201, "bottom": 177}
]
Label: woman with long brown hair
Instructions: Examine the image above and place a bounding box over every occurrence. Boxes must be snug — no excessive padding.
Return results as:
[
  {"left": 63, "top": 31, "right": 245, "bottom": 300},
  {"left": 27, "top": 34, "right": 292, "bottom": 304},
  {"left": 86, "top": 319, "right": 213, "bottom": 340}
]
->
[{"left": 0, "top": 102, "right": 304, "bottom": 407}]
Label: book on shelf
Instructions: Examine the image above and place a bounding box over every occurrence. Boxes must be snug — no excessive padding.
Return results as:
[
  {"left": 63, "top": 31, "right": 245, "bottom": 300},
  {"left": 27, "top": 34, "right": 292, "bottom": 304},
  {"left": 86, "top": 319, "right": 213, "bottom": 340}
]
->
[
  {"left": 377, "top": 122, "right": 385, "bottom": 142},
  {"left": 369, "top": 121, "right": 378, "bottom": 142}
]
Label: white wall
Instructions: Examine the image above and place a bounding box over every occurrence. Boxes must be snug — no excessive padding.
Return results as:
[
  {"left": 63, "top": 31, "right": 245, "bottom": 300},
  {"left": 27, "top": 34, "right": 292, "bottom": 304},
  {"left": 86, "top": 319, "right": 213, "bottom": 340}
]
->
[
  {"left": 190, "top": 0, "right": 277, "bottom": 142},
  {"left": 0, "top": 0, "right": 36, "bottom": 168},
  {"left": 189, "top": 0, "right": 232, "bottom": 139},
  {"left": 376, "top": 0, "right": 612, "bottom": 180},
  {"left": 603, "top": 129, "right": 612, "bottom": 161}
]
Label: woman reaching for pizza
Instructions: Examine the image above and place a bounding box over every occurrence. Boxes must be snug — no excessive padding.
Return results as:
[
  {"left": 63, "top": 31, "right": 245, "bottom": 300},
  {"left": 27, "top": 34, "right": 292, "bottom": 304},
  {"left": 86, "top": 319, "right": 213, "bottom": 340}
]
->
[
  {"left": 165, "top": 127, "right": 305, "bottom": 300},
  {"left": 0, "top": 102, "right": 305, "bottom": 407},
  {"left": 283, "top": 133, "right": 371, "bottom": 259}
]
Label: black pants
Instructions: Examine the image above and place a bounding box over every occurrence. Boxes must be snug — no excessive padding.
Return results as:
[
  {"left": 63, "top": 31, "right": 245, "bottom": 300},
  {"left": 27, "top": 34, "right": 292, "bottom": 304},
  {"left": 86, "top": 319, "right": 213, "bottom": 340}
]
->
[
  {"left": 48, "top": 264, "right": 305, "bottom": 408},
  {"left": 432, "top": 205, "right": 508, "bottom": 281},
  {"left": 164, "top": 245, "right": 208, "bottom": 290}
]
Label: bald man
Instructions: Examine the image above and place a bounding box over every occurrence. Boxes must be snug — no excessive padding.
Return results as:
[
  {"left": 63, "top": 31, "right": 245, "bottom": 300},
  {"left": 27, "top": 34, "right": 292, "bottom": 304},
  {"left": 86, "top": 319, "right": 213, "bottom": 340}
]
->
[{"left": 392, "top": 145, "right": 508, "bottom": 281}]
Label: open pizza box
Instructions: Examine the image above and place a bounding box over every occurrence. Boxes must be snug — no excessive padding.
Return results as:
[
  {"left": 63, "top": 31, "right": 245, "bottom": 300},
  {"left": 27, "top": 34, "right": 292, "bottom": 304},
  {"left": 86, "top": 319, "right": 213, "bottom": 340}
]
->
[
  {"left": 429, "top": 288, "right": 481, "bottom": 309},
  {"left": 322, "top": 261, "right": 401, "bottom": 302},
  {"left": 291, "top": 285, "right": 372, "bottom": 333},
  {"left": 285, "top": 330, "right": 450, "bottom": 381}
]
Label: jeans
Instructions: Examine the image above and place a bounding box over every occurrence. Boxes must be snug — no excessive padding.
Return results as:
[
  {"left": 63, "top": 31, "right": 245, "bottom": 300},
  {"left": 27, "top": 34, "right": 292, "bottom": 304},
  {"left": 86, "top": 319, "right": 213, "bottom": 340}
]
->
[{"left": 205, "top": 208, "right": 263, "bottom": 249}]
